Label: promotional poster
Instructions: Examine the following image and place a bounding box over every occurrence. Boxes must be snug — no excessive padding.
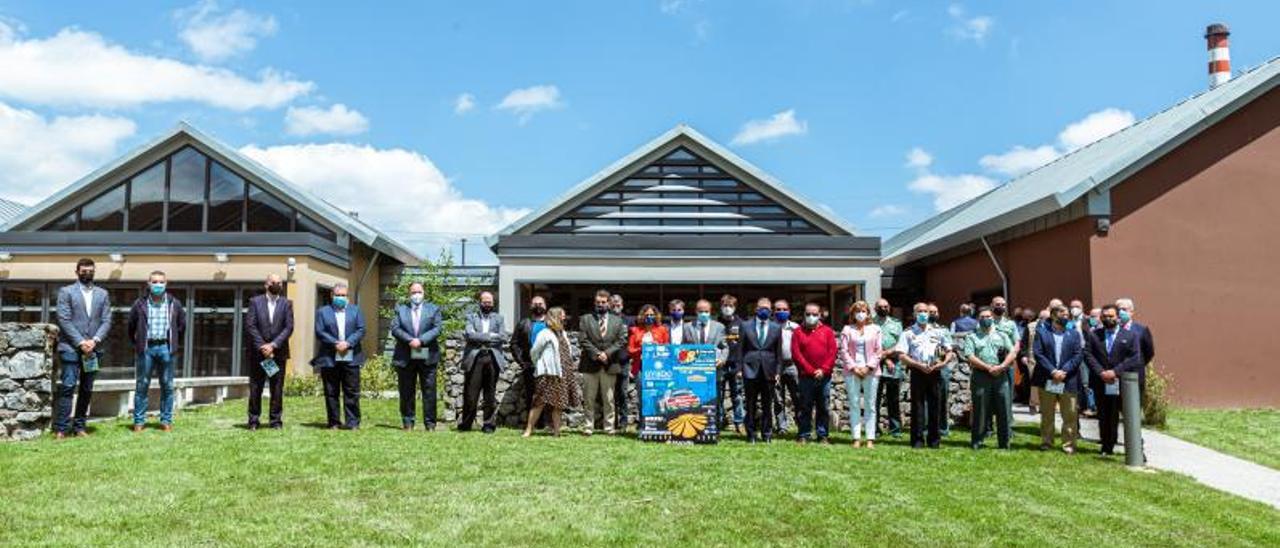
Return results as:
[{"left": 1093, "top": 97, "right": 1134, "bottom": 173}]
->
[{"left": 638, "top": 344, "right": 719, "bottom": 444}]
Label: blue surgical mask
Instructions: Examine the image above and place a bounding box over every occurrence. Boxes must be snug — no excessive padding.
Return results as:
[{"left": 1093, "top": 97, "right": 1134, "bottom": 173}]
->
[
  {"left": 915, "top": 312, "right": 929, "bottom": 326},
  {"left": 670, "top": 311, "right": 684, "bottom": 321},
  {"left": 149, "top": 282, "right": 166, "bottom": 296},
  {"left": 1088, "top": 317, "right": 1100, "bottom": 328},
  {"left": 643, "top": 315, "right": 656, "bottom": 325},
  {"left": 332, "top": 296, "right": 348, "bottom": 309},
  {"left": 756, "top": 307, "right": 771, "bottom": 320},
  {"left": 698, "top": 311, "right": 711, "bottom": 323},
  {"left": 775, "top": 311, "right": 790, "bottom": 322},
  {"left": 1118, "top": 309, "right": 1131, "bottom": 323}
]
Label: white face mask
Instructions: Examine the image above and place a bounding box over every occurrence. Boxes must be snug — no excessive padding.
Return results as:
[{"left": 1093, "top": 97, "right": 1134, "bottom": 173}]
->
[
  {"left": 1070, "top": 306, "right": 1083, "bottom": 318},
  {"left": 721, "top": 306, "right": 735, "bottom": 317},
  {"left": 804, "top": 314, "right": 820, "bottom": 326},
  {"left": 410, "top": 293, "right": 424, "bottom": 305},
  {"left": 854, "top": 311, "right": 868, "bottom": 322}
]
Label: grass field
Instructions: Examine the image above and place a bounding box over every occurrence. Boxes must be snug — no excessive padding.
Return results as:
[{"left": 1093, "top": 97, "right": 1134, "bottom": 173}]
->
[
  {"left": 2, "top": 398, "right": 1277, "bottom": 547},
  {"left": 1162, "top": 408, "right": 1280, "bottom": 470}
]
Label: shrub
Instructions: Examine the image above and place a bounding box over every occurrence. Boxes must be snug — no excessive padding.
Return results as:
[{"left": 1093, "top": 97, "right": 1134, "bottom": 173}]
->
[
  {"left": 361, "top": 354, "right": 398, "bottom": 397},
  {"left": 1143, "top": 361, "right": 1172, "bottom": 428},
  {"left": 284, "top": 371, "right": 322, "bottom": 397}
]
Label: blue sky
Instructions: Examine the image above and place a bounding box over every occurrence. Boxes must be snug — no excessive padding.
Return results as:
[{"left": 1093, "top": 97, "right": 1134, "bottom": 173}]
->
[{"left": 2, "top": 1, "right": 1278, "bottom": 263}]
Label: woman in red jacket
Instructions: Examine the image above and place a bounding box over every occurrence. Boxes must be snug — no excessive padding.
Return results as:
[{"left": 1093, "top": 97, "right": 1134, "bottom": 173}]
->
[{"left": 627, "top": 304, "right": 671, "bottom": 378}]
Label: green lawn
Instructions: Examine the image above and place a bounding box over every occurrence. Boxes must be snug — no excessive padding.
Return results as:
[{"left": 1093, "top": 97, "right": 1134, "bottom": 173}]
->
[
  {"left": 2, "top": 398, "right": 1277, "bottom": 547},
  {"left": 1162, "top": 408, "right": 1280, "bottom": 470}
]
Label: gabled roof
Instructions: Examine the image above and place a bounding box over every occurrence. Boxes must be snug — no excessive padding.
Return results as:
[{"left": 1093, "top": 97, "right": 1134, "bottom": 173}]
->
[
  {"left": 487, "top": 124, "right": 857, "bottom": 245},
  {"left": 0, "top": 122, "right": 421, "bottom": 265},
  {"left": 0, "top": 198, "right": 26, "bottom": 225},
  {"left": 884, "top": 56, "right": 1280, "bottom": 267}
]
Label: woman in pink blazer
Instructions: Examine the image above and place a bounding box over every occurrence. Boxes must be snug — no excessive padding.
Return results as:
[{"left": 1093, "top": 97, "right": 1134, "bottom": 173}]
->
[{"left": 839, "top": 300, "right": 883, "bottom": 448}]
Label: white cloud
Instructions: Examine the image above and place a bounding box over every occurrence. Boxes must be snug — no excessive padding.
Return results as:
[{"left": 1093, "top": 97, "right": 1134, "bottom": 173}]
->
[
  {"left": 730, "top": 109, "right": 808, "bottom": 146},
  {"left": 284, "top": 104, "right": 369, "bottom": 136},
  {"left": 494, "top": 85, "right": 564, "bottom": 124},
  {"left": 947, "top": 4, "right": 994, "bottom": 43},
  {"left": 905, "top": 146, "right": 934, "bottom": 169},
  {"left": 978, "top": 145, "right": 1059, "bottom": 177},
  {"left": 1057, "top": 108, "right": 1136, "bottom": 151},
  {"left": 908, "top": 173, "right": 996, "bottom": 212},
  {"left": 891, "top": 10, "right": 910, "bottom": 23},
  {"left": 869, "top": 204, "right": 907, "bottom": 218},
  {"left": 175, "top": 0, "right": 277, "bottom": 62},
  {"left": 239, "top": 143, "right": 528, "bottom": 254},
  {"left": 454, "top": 93, "right": 476, "bottom": 115},
  {"left": 659, "top": 0, "right": 688, "bottom": 14},
  {"left": 0, "top": 20, "right": 312, "bottom": 110},
  {"left": 0, "top": 101, "right": 137, "bottom": 204}
]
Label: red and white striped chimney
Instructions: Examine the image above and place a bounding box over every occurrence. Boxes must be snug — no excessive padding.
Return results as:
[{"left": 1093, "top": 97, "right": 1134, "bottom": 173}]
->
[{"left": 1206, "top": 23, "right": 1231, "bottom": 88}]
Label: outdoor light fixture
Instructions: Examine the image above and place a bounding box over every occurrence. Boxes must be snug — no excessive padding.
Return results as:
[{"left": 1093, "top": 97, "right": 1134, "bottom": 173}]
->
[
  {"left": 286, "top": 256, "right": 297, "bottom": 280},
  {"left": 214, "top": 253, "right": 230, "bottom": 263},
  {"left": 109, "top": 253, "right": 125, "bottom": 263}
]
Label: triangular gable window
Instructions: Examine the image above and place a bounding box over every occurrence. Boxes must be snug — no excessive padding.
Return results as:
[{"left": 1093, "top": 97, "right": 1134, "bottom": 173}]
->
[
  {"left": 536, "top": 146, "right": 823, "bottom": 235},
  {"left": 39, "top": 145, "right": 337, "bottom": 241}
]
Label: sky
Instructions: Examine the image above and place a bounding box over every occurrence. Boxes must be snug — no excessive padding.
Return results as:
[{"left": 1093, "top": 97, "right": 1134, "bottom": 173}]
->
[{"left": 2, "top": 1, "right": 1279, "bottom": 264}]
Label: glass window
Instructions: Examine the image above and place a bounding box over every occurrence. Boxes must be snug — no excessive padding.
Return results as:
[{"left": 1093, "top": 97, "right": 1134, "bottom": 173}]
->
[
  {"left": 623, "top": 179, "right": 658, "bottom": 188},
  {"left": 192, "top": 288, "right": 235, "bottom": 377},
  {"left": 0, "top": 285, "right": 44, "bottom": 323},
  {"left": 596, "top": 192, "right": 621, "bottom": 200},
  {"left": 699, "top": 166, "right": 722, "bottom": 174},
  {"left": 752, "top": 219, "right": 790, "bottom": 228},
  {"left": 790, "top": 219, "right": 813, "bottom": 229},
  {"left": 167, "top": 148, "right": 207, "bottom": 231},
  {"left": 79, "top": 184, "right": 126, "bottom": 231},
  {"left": 662, "top": 148, "right": 696, "bottom": 161},
  {"left": 705, "top": 193, "right": 738, "bottom": 202},
  {"left": 246, "top": 184, "right": 293, "bottom": 232},
  {"left": 701, "top": 219, "right": 741, "bottom": 226},
  {"left": 623, "top": 219, "right": 659, "bottom": 226},
  {"left": 661, "top": 165, "right": 700, "bottom": 174},
  {"left": 100, "top": 287, "right": 140, "bottom": 381},
  {"left": 552, "top": 219, "right": 572, "bottom": 227},
  {"left": 574, "top": 205, "right": 616, "bottom": 215},
  {"left": 573, "top": 218, "right": 616, "bottom": 226},
  {"left": 641, "top": 166, "right": 661, "bottom": 174},
  {"left": 660, "top": 206, "right": 699, "bottom": 213},
  {"left": 742, "top": 205, "right": 786, "bottom": 214},
  {"left": 42, "top": 211, "right": 78, "bottom": 231},
  {"left": 620, "top": 205, "right": 659, "bottom": 213},
  {"left": 296, "top": 212, "right": 336, "bottom": 241},
  {"left": 660, "top": 218, "right": 698, "bottom": 226},
  {"left": 739, "top": 192, "right": 766, "bottom": 202},
  {"left": 208, "top": 162, "right": 245, "bottom": 232},
  {"left": 700, "top": 179, "right": 737, "bottom": 188},
  {"left": 128, "top": 162, "right": 166, "bottom": 232}
]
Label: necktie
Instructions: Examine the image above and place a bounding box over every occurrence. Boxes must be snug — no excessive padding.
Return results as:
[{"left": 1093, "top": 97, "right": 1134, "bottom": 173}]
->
[
  {"left": 412, "top": 306, "right": 421, "bottom": 334},
  {"left": 599, "top": 315, "right": 607, "bottom": 337},
  {"left": 758, "top": 322, "right": 766, "bottom": 343}
]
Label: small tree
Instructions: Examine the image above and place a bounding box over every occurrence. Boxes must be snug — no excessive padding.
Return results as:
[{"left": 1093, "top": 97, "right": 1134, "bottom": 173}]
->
[{"left": 381, "top": 251, "right": 478, "bottom": 335}]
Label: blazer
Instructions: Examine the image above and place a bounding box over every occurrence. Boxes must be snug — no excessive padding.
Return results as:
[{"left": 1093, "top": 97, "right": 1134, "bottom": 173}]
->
[
  {"left": 530, "top": 327, "right": 564, "bottom": 378},
  {"left": 461, "top": 310, "right": 507, "bottom": 373},
  {"left": 627, "top": 324, "right": 671, "bottom": 376},
  {"left": 1084, "top": 326, "right": 1144, "bottom": 390},
  {"left": 687, "top": 319, "right": 728, "bottom": 365},
  {"left": 720, "top": 315, "right": 744, "bottom": 369},
  {"left": 577, "top": 312, "right": 626, "bottom": 374},
  {"left": 126, "top": 295, "right": 186, "bottom": 356},
  {"left": 614, "top": 314, "right": 636, "bottom": 370},
  {"left": 838, "top": 323, "right": 883, "bottom": 376},
  {"left": 739, "top": 317, "right": 782, "bottom": 380},
  {"left": 511, "top": 317, "right": 539, "bottom": 366},
  {"left": 245, "top": 294, "right": 294, "bottom": 361},
  {"left": 312, "top": 304, "right": 366, "bottom": 368},
  {"left": 1125, "top": 321, "right": 1156, "bottom": 385},
  {"left": 390, "top": 302, "right": 443, "bottom": 366},
  {"left": 1032, "top": 326, "right": 1085, "bottom": 393},
  {"left": 54, "top": 283, "right": 111, "bottom": 356}
]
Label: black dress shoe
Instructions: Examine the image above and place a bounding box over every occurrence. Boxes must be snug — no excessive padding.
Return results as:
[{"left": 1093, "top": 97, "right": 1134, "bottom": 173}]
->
[
  {"left": 912, "top": 442, "right": 924, "bottom": 449},
  {"left": 247, "top": 424, "right": 259, "bottom": 431},
  {"left": 269, "top": 424, "right": 283, "bottom": 430},
  {"left": 423, "top": 423, "right": 436, "bottom": 431},
  {"left": 482, "top": 425, "right": 496, "bottom": 434}
]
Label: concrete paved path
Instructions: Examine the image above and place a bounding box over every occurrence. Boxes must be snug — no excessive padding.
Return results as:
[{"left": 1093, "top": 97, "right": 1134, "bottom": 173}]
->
[{"left": 1010, "top": 405, "right": 1280, "bottom": 510}]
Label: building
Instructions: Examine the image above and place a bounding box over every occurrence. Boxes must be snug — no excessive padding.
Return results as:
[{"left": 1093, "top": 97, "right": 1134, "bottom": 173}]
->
[
  {"left": 882, "top": 53, "right": 1280, "bottom": 406},
  {"left": 0, "top": 123, "right": 420, "bottom": 389},
  {"left": 487, "top": 125, "right": 881, "bottom": 325}
]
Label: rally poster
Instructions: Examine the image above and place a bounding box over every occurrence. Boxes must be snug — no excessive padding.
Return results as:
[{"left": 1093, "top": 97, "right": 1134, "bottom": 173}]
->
[{"left": 638, "top": 344, "right": 719, "bottom": 444}]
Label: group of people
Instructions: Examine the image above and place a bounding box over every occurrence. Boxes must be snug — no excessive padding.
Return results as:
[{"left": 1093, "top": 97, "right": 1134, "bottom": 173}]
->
[{"left": 51, "top": 255, "right": 1155, "bottom": 455}]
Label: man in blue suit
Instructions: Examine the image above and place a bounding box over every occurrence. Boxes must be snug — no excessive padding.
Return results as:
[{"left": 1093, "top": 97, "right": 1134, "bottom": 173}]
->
[
  {"left": 1033, "top": 304, "right": 1085, "bottom": 453},
  {"left": 312, "top": 282, "right": 365, "bottom": 429},
  {"left": 1085, "top": 304, "right": 1145, "bottom": 455},
  {"left": 245, "top": 273, "right": 294, "bottom": 430},
  {"left": 1116, "top": 297, "right": 1156, "bottom": 394},
  {"left": 390, "top": 282, "right": 443, "bottom": 431},
  {"left": 739, "top": 297, "right": 782, "bottom": 443},
  {"left": 53, "top": 258, "right": 112, "bottom": 439}
]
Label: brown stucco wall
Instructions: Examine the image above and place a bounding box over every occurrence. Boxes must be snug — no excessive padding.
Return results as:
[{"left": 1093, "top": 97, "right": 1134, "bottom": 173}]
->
[{"left": 1092, "top": 86, "right": 1280, "bottom": 407}]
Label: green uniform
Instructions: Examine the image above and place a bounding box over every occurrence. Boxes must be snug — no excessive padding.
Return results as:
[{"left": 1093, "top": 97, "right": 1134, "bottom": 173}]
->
[
  {"left": 963, "top": 328, "right": 1014, "bottom": 448},
  {"left": 874, "top": 316, "right": 904, "bottom": 379}
]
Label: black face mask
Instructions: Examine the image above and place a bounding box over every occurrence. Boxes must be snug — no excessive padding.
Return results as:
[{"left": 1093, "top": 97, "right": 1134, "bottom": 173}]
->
[
  {"left": 480, "top": 304, "right": 494, "bottom": 314},
  {"left": 993, "top": 306, "right": 1006, "bottom": 316},
  {"left": 266, "top": 284, "right": 282, "bottom": 295},
  {"left": 530, "top": 305, "right": 546, "bottom": 316},
  {"left": 596, "top": 305, "right": 609, "bottom": 315},
  {"left": 928, "top": 314, "right": 939, "bottom": 323},
  {"left": 875, "top": 307, "right": 889, "bottom": 317},
  {"left": 77, "top": 271, "right": 94, "bottom": 284},
  {"left": 1102, "top": 319, "right": 1118, "bottom": 329}
]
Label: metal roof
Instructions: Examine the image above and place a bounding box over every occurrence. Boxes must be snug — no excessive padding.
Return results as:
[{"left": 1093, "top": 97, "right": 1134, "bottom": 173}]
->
[
  {"left": 0, "top": 122, "right": 422, "bottom": 266},
  {"left": 884, "top": 56, "right": 1280, "bottom": 267},
  {"left": 0, "top": 198, "right": 26, "bottom": 225},
  {"left": 487, "top": 124, "right": 859, "bottom": 246}
]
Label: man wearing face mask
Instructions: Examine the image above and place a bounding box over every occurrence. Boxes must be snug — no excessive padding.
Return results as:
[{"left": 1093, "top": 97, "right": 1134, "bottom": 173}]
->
[
  {"left": 1033, "top": 304, "right": 1085, "bottom": 453},
  {"left": 312, "top": 283, "right": 365, "bottom": 429},
  {"left": 1084, "top": 305, "right": 1144, "bottom": 455},
  {"left": 893, "top": 302, "right": 953, "bottom": 449},
  {"left": 872, "top": 298, "right": 904, "bottom": 438},
  {"left": 609, "top": 293, "right": 636, "bottom": 432},
  {"left": 927, "top": 302, "right": 955, "bottom": 437},
  {"left": 988, "top": 296, "right": 1022, "bottom": 434},
  {"left": 790, "top": 302, "right": 836, "bottom": 444},
  {"left": 690, "top": 298, "right": 728, "bottom": 431},
  {"left": 245, "top": 274, "right": 294, "bottom": 430},
  {"left": 53, "top": 258, "right": 112, "bottom": 439},
  {"left": 391, "top": 282, "right": 443, "bottom": 431},
  {"left": 772, "top": 299, "right": 801, "bottom": 435},
  {"left": 513, "top": 295, "right": 549, "bottom": 427},
  {"left": 1068, "top": 298, "right": 1096, "bottom": 419},
  {"left": 740, "top": 297, "right": 782, "bottom": 443},
  {"left": 667, "top": 299, "right": 688, "bottom": 345},
  {"left": 579, "top": 289, "right": 626, "bottom": 435},
  {"left": 127, "top": 270, "right": 186, "bottom": 433},
  {"left": 962, "top": 306, "right": 1015, "bottom": 449},
  {"left": 1116, "top": 297, "right": 1155, "bottom": 396},
  {"left": 717, "top": 294, "right": 745, "bottom": 433},
  {"left": 460, "top": 291, "right": 508, "bottom": 433}
]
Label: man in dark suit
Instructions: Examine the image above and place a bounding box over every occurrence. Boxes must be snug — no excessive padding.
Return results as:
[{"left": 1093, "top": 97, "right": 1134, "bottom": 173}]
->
[
  {"left": 312, "top": 282, "right": 365, "bottom": 429},
  {"left": 53, "top": 258, "right": 112, "bottom": 439},
  {"left": 717, "top": 294, "right": 745, "bottom": 433},
  {"left": 609, "top": 293, "right": 635, "bottom": 431},
  {"left": 577, "top": 289, "right": 626, "bottom": 436},
  {"left": 1116, "top": 298, "right": 1156, "bottom": 393},
  {"left": 127, "top": 270, "right": 186, "bottom": 433},
  {"left": 740, "top": 297, "right": 782, "bottom": 443},
  {"left": 245, "top": 274, "right": 294, "bottom": 430},
  {"left": 1085, "top": 304, "right": 1144, "bottom": 455},
  {"left": 390, "top": 282, "right": 443, "bottom": 431},
  {"left": 1032, "top": 304, "right": 1085, "bottom": 453},
  {"left": 459, "top": 291, "right": 508, "bottom": 433},
  {"left": 512, "top": 294, "right": 549, "bottom": 426}
]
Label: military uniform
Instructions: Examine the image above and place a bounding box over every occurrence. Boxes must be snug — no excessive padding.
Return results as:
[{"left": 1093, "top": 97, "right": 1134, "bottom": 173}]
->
[
  {"left": 963, "top": 327, "right": 1014, "bottom": 449},
  {"left": 873, "top": 315, "right": 904, "bottom": 436}
]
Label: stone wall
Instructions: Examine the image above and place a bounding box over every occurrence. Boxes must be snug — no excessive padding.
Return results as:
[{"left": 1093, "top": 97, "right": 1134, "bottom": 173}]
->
[
  {"left": 439, "top": 331, "right": 974, "bottom": 433},
  {"left": 0, "top": 323, "right": 57, "bottom": 441}
]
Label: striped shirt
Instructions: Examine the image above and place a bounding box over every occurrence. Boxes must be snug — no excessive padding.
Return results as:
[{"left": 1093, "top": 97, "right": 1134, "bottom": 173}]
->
[{"left": 146, "top": 296, "right": 170, "bottom": 341}]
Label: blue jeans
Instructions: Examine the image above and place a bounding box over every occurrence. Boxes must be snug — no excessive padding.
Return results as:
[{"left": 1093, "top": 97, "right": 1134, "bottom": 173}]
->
[
  {"left": 939, "top": 364, "right": 953, "bottom": 435},
  {"left": 55, "top": 351, "right": 97, "bottom": 433},
  {"left": 134, "top": 344, "right": 175, "bottom": 425},
  {"left": 717, "top": 368, "right": 745, "bottom": 428}
]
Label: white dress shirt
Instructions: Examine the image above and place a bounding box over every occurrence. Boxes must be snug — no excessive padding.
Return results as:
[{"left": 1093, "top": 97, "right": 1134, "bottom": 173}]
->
[
  {"left": 79, "top": 283, "right": 95, "bottom": 317},
  {"left": 266, "top": 295, "right": 279, "bottom": 324}
]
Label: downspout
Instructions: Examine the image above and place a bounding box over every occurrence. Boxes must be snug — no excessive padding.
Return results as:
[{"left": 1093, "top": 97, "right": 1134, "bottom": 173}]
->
[
  {"left": 353, "top": 248, "right": 382, "bottom": 305},
  {"left": 980, "top": 236, "right": 1008, "bottom": 300}
]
